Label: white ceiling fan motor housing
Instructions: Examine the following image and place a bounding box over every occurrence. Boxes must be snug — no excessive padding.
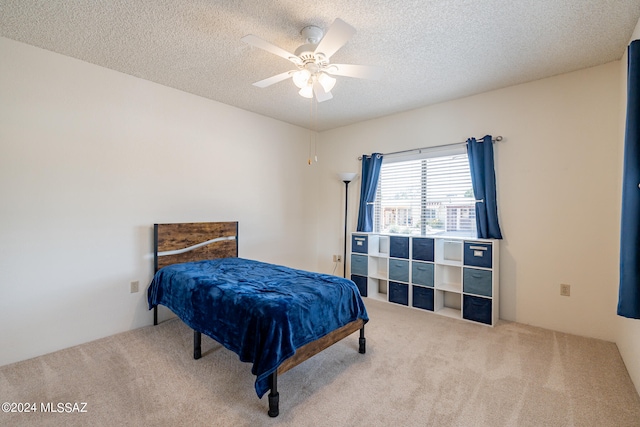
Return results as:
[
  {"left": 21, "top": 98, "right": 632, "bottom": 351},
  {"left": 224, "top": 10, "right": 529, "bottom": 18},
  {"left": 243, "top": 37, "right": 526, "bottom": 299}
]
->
[{"left": 300, "top": 25, "right": 323, "bottom": 44}]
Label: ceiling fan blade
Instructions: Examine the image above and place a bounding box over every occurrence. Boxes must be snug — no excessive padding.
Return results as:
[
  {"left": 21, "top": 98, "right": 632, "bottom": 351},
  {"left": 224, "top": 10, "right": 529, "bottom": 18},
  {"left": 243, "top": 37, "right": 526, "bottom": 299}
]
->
[
  {"left": 252, "top": 71, "right": 293, "bottom": 88},
  {"left": 314, "top": 18, "right": 356, "bottom": 59},
  {"left": 313, "top": 80, "right": 333, "bottom": 102},
  {"left": 241, "top": 34, "right": 302, "bottom": 65},
  {"left": 325, "top": 64, "right": 383, "bottom": 80}
]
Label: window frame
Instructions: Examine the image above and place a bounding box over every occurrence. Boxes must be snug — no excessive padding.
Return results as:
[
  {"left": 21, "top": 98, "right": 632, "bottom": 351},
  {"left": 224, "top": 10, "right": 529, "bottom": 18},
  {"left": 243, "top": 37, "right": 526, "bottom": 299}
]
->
[{"left": 373, "top": 145, "right": 477, "bottom": 238}]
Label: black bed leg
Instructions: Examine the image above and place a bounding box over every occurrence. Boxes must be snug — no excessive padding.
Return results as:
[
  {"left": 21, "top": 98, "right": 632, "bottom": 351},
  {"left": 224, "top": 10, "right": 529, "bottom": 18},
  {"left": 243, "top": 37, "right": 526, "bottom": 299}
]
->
[
  {"left": 193, "top": 331, "right": 202, "bottom": 360},
  {"left": 153, "top": 306, "right": 158, "bottom": 326},
  {"left": 267, "top": 371, "right": 279, "bottom": 417},
  {"left": 359, "top": 325, "right": 366, "bottom": 354}
]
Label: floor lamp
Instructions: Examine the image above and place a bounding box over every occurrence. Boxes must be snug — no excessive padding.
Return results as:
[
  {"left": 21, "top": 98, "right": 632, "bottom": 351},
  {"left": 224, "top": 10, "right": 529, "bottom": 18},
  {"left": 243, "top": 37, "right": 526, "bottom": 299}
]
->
[{"left": 339, "top": 172, "right": 357, "bottom": 278}]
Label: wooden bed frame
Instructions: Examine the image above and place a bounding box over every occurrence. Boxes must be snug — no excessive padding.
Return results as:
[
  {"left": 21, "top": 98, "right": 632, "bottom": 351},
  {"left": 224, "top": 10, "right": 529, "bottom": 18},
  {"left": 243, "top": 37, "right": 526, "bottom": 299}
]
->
[{"left": 151, "top": 221, "right": 366, "bottom": 417}]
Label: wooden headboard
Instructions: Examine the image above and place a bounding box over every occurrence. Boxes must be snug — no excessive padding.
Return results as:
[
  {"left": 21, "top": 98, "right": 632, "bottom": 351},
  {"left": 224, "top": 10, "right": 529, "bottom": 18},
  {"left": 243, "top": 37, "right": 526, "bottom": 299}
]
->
[{"left": 154, "top": 222, "right": 238, "bottom": 272}]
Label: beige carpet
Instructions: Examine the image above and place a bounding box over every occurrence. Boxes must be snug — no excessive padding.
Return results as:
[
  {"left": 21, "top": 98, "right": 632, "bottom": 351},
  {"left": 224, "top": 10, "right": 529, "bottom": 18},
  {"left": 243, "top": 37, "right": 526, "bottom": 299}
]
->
[{"left": 1, "top": 299, "right": 639, "bottom": 426}]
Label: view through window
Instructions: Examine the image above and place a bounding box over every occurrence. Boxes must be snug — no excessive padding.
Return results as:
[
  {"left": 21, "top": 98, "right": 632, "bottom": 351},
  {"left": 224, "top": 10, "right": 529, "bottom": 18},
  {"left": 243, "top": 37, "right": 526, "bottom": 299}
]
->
[{"left": 374, "top": 148, "right": 477, "bottom": 237}]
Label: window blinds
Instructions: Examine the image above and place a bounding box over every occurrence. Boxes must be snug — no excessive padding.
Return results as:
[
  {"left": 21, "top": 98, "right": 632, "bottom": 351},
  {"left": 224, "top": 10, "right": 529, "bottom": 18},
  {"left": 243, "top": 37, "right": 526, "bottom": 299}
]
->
[{"left": 374, "top": 149, "right": 477, "bottom": 237}]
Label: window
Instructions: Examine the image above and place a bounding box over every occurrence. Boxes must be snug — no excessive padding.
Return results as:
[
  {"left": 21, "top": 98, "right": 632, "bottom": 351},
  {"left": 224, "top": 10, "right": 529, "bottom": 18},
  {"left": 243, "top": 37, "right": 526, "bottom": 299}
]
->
[{"left": 374, "top": 146, "right": 477, "bottom": 237}]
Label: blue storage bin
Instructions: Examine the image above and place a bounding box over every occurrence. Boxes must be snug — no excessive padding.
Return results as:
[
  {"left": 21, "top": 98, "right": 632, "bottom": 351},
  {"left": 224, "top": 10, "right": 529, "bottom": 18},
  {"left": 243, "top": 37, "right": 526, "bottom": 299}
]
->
[
  {"left": 412, "top": 285, "right": 434, "bottom": 311},
  {"left": 463, "top": 295, "right": 492, "bottom": 325},
  {"left": 351, "top": 274, "right": 368, "bottom": 297},
  {"left": 351, "top": 254, "right": 368, "bottom": 276},
  {"left": 389, "top": 236, "right": 409, "bottom": 259},
  {"left": 389, "top": 281, "right": 409, "bottom": 306},
  {"left": 388, "top": 259, "right": 410, "bottom": 283},
  {"left": 412, "top": 262, "right": 434, "bottom": 287},
  {"left": 463, "top": 242, "right": 492, "bottom": 268},
  {"left": 463, "top": 268, "right": 492, "bottom": 297},
  {"left": 412, "top": 238, "right": 434, "bottom": 261},
  {"left": 352, "top": 234, "right": 368, "bottom": 254}
]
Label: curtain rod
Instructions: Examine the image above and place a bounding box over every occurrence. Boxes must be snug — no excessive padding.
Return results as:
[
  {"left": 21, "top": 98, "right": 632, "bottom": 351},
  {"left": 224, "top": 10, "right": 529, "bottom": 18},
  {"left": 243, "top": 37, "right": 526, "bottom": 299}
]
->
[{"left": 358, "top": 135, "right": 503, "bottom": 160}]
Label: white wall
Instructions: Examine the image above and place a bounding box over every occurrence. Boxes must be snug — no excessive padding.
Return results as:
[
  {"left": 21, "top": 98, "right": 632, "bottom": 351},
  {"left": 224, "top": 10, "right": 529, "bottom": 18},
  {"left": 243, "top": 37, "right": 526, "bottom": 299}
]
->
[
  {"left": 318, "top": 61, "right": 622, "bottom": 342},
  {"left": 614, "top": 17, "right": 640, "bottom": 397},
  {"left": 0, "top": 37, "right": 318, "bottom": 366},
  {"left": 3, "top": 26, "right": 639, "bottom": 395}
]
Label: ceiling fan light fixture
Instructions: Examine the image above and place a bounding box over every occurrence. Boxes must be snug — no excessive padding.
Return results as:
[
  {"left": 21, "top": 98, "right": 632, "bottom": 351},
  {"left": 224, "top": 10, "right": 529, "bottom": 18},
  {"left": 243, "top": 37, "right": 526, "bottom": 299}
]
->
[
  {"left": 318, "top": 72, "right": 336, "bottom": 92},
  {"left": 299, "top": 86, "right": 313, "bottom": 98},
  {"left": 292, "top": 69, "right": 311, "bottom": 89}
]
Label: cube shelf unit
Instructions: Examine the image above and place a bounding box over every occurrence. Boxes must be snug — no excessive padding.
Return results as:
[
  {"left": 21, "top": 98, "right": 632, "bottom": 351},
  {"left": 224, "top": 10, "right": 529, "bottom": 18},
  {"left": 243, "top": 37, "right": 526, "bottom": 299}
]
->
[{"left": 350, "top": 233, "right": 499, "bottom": 326}]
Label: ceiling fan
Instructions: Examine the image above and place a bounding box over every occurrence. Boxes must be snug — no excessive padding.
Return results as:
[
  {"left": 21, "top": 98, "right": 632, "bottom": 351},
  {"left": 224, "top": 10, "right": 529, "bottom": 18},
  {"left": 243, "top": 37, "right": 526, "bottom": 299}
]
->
[{"left": 241, "top": 18, "right": 382, "bottom": 102}]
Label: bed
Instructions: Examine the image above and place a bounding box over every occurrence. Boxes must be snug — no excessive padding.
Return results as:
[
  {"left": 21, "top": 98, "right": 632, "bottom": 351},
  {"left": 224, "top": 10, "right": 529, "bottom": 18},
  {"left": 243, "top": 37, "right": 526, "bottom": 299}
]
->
[{"left": 147, "top": 221, "right": 369, "bottom": 417}]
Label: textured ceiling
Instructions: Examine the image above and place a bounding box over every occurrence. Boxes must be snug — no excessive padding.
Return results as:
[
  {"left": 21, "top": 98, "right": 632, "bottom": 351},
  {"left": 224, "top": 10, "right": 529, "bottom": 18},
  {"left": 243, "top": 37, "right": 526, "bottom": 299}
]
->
[{"left": 1, "top": 0, "right": 639, "bottom": 131}]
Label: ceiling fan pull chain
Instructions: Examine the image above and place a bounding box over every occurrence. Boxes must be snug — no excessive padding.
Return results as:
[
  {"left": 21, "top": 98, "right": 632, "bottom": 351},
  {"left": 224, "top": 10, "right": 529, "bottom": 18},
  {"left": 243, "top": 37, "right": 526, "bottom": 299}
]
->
[
  {"left": 307, "top": 96, "right": 319, "bottom": 165},
  {"left": 308, "top": 96, "right": 314, "bottom": 165},
  {"left": 314, "top": 97, "right": 318, "bottom": 162}
]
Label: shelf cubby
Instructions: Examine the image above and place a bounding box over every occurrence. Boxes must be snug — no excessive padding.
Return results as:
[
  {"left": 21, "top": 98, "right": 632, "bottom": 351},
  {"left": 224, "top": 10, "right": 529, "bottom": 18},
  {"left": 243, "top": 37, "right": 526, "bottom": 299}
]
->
[{"left": 367, "top": 278, "right": 388, "bottom": 302}]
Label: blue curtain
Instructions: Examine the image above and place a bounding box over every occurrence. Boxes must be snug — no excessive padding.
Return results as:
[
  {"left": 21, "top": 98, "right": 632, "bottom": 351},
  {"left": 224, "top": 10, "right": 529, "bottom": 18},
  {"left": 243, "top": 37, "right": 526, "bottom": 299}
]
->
[
  {"left": 618, "top": 40, "right": 640, "bottom": 319},
  {"left": 357, "top": 153, "right": 383, "bottom": 232},
  {"left": 467, "top": 135, "right": 503, "bottom": 239}
]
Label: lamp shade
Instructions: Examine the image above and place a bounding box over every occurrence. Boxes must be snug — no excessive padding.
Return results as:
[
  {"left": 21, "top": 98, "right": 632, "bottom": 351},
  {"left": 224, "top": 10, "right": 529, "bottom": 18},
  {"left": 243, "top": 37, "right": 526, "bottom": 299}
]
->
[
  {"left": 338, "top": 172, "right": 357, "bottom": 182},
  {"left": 299, "top": 86, "right": 313, "bottom": 99},
  {"left": 318, "top": 72, "right": 336, "bottom": 92},
  {"left": 292, "top": 69, "right": 311, "bottom": 89}
]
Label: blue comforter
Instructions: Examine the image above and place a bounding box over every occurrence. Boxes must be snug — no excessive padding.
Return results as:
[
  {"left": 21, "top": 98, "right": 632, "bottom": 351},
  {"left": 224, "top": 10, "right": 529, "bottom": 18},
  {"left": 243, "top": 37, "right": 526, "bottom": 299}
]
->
[{"left": 147, "top": 257, "right": 369, "bottom": 397}]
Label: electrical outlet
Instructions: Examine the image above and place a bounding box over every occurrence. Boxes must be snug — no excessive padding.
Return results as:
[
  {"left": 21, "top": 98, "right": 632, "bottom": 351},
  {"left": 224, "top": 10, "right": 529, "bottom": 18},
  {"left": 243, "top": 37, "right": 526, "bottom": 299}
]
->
[
  {"left": 560, "top": 283, "right": 570, "bottom": 297},
  {"left": 333, "top": 254, "right": 343, "bottom": 263},
  {"left": 130, "top": 280, "right": 139, "bottom": 293}
]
